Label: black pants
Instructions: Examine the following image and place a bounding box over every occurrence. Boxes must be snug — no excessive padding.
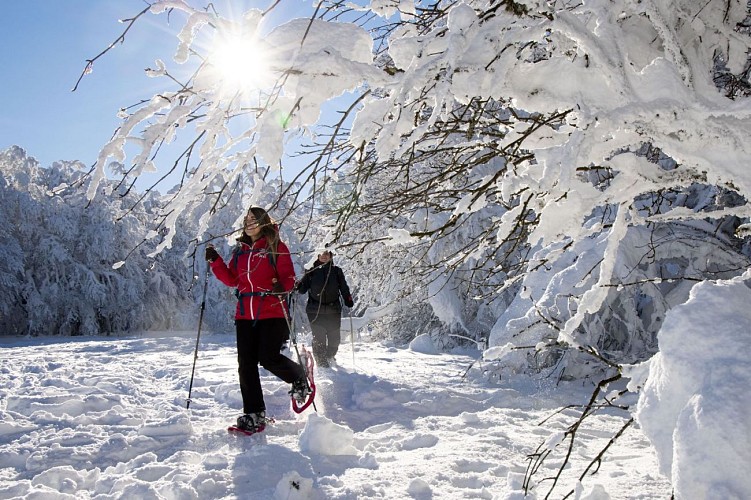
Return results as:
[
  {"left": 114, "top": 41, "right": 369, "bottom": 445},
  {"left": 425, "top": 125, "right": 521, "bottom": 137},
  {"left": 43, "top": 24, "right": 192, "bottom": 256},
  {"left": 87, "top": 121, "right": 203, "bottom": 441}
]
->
[
  {"left": 307, "top": 312, "right": 342, "bottom": 362},
  {"left": 236, "top": 318, "right": 305, "bottom": 414}
]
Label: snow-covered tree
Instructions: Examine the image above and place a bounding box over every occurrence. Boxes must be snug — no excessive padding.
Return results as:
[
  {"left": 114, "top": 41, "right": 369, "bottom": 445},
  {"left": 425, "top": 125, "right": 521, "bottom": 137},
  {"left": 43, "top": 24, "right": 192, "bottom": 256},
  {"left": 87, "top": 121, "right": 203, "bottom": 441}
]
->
[
  {"left": 0, "top": 146, "right": 231, "bottom": 336},
  {"left": 63, "top": 0, "right": 751, "bottom": 496},
  {"left": 83, "top": 0, "right": 750, "bottom": 369}
]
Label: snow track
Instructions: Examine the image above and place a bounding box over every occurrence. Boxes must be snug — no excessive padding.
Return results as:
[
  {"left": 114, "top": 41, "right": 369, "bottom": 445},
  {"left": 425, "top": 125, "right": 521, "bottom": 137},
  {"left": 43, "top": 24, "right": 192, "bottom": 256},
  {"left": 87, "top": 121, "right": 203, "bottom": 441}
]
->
[{"left": 0, "top": 333, "right": 669, "bottom": 498}]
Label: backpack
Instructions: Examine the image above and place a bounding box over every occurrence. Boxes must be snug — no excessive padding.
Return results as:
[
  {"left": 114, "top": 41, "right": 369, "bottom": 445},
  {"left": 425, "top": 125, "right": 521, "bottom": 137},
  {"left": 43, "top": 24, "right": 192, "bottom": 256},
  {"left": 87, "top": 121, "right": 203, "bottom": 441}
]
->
[{"left": 310, "top": 266, "right": 340, "bottom": 304}]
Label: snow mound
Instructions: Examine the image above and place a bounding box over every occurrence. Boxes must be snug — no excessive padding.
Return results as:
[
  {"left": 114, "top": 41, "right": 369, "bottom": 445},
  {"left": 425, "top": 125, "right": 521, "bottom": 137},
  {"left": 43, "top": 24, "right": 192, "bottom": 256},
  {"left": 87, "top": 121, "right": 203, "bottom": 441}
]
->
[
  {"left": 298, "top": 413, "right": 358, "bottom": 456},
  {"left": 636, "top": 276, "right": 751, "bottom": 499},
  {"left": 409, "top": 333, "right": 438, "bottom": 354},
  {"left": 274, "top": 471, "right": 314, "bottom": 500}
]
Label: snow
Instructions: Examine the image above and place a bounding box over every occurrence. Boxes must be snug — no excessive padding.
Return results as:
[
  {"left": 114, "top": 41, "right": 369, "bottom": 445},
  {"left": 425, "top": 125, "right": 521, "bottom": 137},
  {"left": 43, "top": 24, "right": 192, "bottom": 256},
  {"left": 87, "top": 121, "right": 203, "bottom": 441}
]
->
[
  {"left": 384, "top": 228, "right": 417, "bottom": 245},
  {"left": 634, "top": 272, "right": 751, "bottom": 499},
  {"left": 0, "top": 331, "right": 670, "bottom": 499},
  {"left": 407, "top": 333, "right": 438, "bottom": 355},
  {"left": 3, "top": 0, "right": 751, "bottom": 497}
]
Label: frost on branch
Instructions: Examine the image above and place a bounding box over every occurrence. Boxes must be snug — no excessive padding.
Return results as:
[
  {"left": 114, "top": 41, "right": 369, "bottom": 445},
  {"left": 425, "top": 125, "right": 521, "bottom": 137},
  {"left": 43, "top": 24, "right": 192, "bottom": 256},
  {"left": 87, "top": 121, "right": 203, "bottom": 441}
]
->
[
  {"left": 61, "top": 0, "right": 751, "bottom": 495},
  {"left": 84, "top": 0, "right": 751, "bottom": 377},
  {"left": 329, "top": 0, "right": 751, "bottom": 379},
  {"left": 85, "top": 2, "right": 382, "bottom": 255}
]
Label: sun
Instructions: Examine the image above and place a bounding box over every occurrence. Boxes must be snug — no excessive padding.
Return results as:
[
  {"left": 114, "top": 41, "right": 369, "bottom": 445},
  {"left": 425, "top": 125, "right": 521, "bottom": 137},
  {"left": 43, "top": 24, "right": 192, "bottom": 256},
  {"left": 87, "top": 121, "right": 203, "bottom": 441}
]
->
[{"left": 211, "top": 33, "right": 273, "bottom": 95}]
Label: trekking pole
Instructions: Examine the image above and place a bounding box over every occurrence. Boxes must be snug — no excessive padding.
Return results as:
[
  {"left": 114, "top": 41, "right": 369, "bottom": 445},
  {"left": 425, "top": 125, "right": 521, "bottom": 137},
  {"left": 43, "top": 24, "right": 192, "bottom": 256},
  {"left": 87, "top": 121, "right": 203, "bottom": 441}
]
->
[
  {"left": 186, "top": 262, "right": 211, "bottom": 409},
  {"left": 342, "top": 297, "right": 356, "bottom": 372},
  {"left": 276, "top": 288, "right": 317, "bottom": 412},
  {"left": 349, "top": 312, "right": 356, "bottom": 372},
  {"left": 289, "top": 291, "right": 296, "bottom": 341}
]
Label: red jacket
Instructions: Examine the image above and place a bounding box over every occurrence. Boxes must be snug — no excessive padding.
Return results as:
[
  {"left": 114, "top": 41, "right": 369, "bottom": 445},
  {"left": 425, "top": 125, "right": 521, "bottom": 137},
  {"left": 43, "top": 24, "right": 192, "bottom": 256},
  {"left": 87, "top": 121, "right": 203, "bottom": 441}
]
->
[{"left": 210, "top": 237, "right": 297, "bottom": 320}]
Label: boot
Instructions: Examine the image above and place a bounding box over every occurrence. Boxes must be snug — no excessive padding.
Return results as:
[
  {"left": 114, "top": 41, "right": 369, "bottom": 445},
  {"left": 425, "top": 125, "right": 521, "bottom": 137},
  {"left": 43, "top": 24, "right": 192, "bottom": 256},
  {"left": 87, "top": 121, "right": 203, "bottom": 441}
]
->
[
  {"left": 288, "top": 378, "right": 311, "bottom": 404},
  {"left": 236, "top": 411, "right": 266, "bottom": 431}
]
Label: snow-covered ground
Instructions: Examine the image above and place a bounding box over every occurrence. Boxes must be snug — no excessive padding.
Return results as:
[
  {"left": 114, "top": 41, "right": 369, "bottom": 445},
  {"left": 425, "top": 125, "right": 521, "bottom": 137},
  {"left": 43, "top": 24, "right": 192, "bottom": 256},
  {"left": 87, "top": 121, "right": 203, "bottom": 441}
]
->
[{"left": 0, "top": 330, "right": 669, "bottom": 499}]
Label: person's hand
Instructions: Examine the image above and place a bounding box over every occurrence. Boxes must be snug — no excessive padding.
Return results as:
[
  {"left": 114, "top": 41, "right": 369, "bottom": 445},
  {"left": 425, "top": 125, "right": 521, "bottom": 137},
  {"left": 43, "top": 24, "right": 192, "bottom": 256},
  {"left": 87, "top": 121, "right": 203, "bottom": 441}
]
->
[
  {"left": 205, "top": 245, "right": 219, "bottom": 263},
  {"left": 344, "top": 295, "right": 354, "bottom": 308},
  {"left": 272, "top": 279, "right": 285, "bottom": 294}
]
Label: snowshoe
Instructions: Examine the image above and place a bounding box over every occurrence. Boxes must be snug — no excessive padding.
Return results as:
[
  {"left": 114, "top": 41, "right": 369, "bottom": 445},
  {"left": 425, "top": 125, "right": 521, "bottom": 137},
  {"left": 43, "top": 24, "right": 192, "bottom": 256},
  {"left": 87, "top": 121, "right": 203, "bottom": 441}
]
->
[
  {"left": 227, "top": 412, "right": 273, "bottom": 436},
  {"left": 290, "top": 345, "right": 316, "bottom": 414}
]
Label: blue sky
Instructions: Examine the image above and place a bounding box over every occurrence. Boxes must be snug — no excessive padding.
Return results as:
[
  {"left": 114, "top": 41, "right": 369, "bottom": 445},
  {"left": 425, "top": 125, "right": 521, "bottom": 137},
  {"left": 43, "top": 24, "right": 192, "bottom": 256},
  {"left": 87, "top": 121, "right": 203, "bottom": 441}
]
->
[
  {"left": 0, "top": 1, "right": 171, "bottom": 168},
  {"left": 0, "top": 1, "right": 310, "bottom": 176}
]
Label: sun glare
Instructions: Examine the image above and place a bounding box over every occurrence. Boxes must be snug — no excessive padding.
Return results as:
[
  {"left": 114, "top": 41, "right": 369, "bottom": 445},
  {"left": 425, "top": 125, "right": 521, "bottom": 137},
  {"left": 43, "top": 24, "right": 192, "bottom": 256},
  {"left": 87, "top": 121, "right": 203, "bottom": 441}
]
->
[{"left": 211, "top": 34, "right": 272, "bottom": 95}]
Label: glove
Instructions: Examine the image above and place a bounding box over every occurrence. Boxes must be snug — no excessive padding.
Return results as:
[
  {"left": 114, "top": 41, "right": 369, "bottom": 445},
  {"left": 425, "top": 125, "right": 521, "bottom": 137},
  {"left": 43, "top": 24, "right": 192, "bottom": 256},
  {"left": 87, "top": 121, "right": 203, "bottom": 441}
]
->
[
  {"left": 272, "top": 279, "right": 285, "bottom": 294},
  {"left": 344, "top": 295, "right": 354, "bottom": 308},
  {"left": 205, "top": 246, "right": 219, "bottom": 263}
]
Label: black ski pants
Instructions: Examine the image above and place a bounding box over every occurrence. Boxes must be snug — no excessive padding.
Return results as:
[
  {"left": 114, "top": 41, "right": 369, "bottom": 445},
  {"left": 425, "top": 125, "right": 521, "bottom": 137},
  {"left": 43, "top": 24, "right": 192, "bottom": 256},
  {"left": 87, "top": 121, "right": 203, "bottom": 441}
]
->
[
  {"left": 307, "top": 311, "right": 342, "bottom": 362},
  {"left": 236, "top": 318, "right": 305, "bottom": 414}
]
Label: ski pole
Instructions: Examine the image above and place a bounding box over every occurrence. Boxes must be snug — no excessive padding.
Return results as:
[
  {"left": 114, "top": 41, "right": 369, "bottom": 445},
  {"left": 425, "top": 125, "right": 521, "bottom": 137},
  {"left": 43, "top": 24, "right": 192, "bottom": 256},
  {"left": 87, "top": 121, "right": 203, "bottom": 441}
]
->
[
  {"left": 349, "top": 309, "right": 356, "bottom": 371},
  {"left": 289, "top": 291, "right": 296, "bottom": 345},
  {"left": 341, "top": 296, "right": 356, "bottom": 372},
  {"left": 187, "top": 262, "right": 211, "bottom": 409},
  {"left": 275, "top": 287, "right": 317, "bottom": 412}
]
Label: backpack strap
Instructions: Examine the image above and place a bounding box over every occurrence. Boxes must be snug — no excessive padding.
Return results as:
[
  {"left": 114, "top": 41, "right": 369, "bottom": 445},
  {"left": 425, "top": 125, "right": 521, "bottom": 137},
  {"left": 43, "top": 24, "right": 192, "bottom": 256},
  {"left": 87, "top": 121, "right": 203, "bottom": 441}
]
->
[
  {"left": 235, "top": 291, "right": 265, "bottom": 317},
  {"left": 267, "top": 250, "right": 279, "bottom": 277},
  {"left": 230, "top": 244, "right": 252, "bottom": 273},
  {"left": 266, "top": 246, "right": 292, "bottom": 310}
]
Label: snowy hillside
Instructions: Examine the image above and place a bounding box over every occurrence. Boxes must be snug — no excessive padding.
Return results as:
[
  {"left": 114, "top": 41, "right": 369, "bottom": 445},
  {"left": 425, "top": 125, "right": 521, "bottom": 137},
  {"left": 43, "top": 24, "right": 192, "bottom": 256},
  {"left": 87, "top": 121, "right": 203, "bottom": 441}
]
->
[{"left": 0, "top": 331, "right": 669, "bottom": 499}]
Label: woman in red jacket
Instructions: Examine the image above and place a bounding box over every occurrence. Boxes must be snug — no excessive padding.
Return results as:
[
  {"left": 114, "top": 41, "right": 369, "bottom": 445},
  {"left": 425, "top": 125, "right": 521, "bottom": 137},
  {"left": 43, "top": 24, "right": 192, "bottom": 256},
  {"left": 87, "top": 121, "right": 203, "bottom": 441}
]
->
[{"left": 206, "top": 207, "right": 308, "bottom": 433}]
